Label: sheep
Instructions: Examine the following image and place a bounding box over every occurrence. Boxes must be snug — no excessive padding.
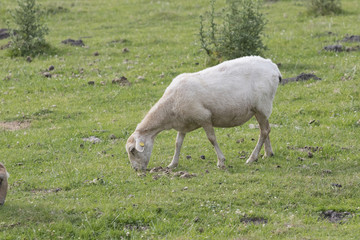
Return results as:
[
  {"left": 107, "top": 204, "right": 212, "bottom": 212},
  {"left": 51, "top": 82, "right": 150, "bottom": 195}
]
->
[
  {"left": 0, "top": 163, "right": 9, "bottom": 205},
  {"left": 126, "top": 56, "right": 281, "bottom": 171}
]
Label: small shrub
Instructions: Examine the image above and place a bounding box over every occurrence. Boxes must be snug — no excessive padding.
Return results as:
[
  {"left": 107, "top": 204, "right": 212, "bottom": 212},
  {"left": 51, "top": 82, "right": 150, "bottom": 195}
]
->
[
  {"left": 8, "top": 0, "right": 49, "bottom": 57},
  {"left": 199, "top": 0, "right": 267, "bottom": 62},
  {"left": 307, "top": 0, "right": 342, "bottom": 16}
]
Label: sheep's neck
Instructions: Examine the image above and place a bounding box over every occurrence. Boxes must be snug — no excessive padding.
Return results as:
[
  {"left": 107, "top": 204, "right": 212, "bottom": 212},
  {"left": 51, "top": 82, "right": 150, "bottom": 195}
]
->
[{"left": 136, "top": 100, "right": 173, "bottom": 137}]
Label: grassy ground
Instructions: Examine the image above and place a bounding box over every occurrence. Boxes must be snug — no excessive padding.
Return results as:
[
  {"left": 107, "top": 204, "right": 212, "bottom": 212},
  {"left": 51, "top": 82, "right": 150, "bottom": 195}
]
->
[{"left": 0, "top": 0, "right": 359, "bottom": 239}]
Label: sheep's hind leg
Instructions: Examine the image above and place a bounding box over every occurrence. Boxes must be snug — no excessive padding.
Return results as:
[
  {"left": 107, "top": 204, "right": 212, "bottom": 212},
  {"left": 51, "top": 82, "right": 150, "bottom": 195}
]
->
[
  {"left": 168, "top": 132, "right": 186, "bottom": 169},
  {"left": 246, "top": 112, "right": 271, "bottom": 164},
  {"left": 264, "top": 134, "right": 274, "bottom": 158},
  {"left": 202, "top": 124, "right": 226, "bottom": 168}
]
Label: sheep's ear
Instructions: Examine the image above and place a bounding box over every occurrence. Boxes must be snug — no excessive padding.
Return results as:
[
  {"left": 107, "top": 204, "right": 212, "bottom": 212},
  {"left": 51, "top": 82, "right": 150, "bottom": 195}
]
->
[{"left": 135, "top": 139, "right": 145, "bottom": 152}]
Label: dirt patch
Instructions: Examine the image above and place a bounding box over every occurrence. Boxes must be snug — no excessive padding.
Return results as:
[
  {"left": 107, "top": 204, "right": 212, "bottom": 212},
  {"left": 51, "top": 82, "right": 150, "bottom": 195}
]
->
[
  {"left": 31, "top": 188, "right": 62, "bottom": 194},
  {"left": 320, "top": 210, "right": 352, "bottom": 223},
  {"left": 124, "top": 224, "right": 149, "bottom": 231},
  {"left": 112, "top": 76, "right": 131, "bottom": 86},
  {"left": 342, "top": 35, "right": 360, "bottom": 42},
  {"left": 281, "top": 73, "right": 321, "bottom": 85},
  {"left": 0, "top": 121, "right": 31, "bottom": 131},
  {"left": 0, "top": 29, "right": 10, "bottom": 40},
  {"left": 323, "top": 44, "right": 360, "bottom": 52},
  {"left": 61, "top": 38, "right": 84, "bottom": 46},
  {"left": 240, "top": 216, "right": 268, "bottom": 225},
  {"left": 147, "top": 166, "right": 197, "bottom": 180},
  {"left": 288, "top": 145, "right": 323, "bottom": 153}
]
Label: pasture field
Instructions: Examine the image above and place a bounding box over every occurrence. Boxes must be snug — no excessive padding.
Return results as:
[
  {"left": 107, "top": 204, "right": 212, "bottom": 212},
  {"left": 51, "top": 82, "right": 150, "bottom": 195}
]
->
[{"left": 1, "top": 0, "right": 360, "bottom": 239}]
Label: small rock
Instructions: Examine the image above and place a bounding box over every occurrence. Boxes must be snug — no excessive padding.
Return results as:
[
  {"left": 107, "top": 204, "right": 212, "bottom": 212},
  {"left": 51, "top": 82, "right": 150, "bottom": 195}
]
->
[
  {"left": 180, "top": 173, "right": 192, "bottom": 178},
  {"left": 48, "top": 65, "right": 55, "bottom": 71},
  {"left": 137, "top": 76, "right": 145, "bottom": 81},
  {"left": 173, "top": 171, "right": 185, "bottom": 177},
  {"left": 331, "top": 183, "right": 342, "bottom": 188},
  {"left": 82, "top": 136, "right": 101, "bottom": 144},
  {"left": 152, "top": 174, "right": 161, "bottom": 180},
  {"left": 183, "top": 186, "right": 188, "bottom": 190},
  {"left": 150, "top": 166, "right": 163, "bottom": 173},
  {"left": 236, "top": 138, "right": 244, "bottom": 143},
  {"left": 109, "top": 134, "right": 116, "bottom": 140},
  {"left": 42, "top": 72, "right": 52, "bottom": 78}
]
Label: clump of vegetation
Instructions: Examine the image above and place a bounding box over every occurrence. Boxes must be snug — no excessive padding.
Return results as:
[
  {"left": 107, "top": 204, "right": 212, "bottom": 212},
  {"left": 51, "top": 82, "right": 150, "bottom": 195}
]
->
[
  {"left": 8, "top": 0, "right": 50, "bottom": 57},
  {"left": 307, "top": 0, "right": 342, "bottom": 16},
  {"left": 199, "top": 0, "right": 267, "bottom": 62}
]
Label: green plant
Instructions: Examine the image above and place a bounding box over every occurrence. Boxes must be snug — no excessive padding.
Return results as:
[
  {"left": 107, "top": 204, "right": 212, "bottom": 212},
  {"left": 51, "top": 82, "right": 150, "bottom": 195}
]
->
[
  {"left": 200, "top": 0, "right": 267, "bottom": 62},
  {"left": 8, "top": 0, "right": 49, "bottom": 57},
  {"left": 308, "top": 0, "right": 342, "bottom": 16}
]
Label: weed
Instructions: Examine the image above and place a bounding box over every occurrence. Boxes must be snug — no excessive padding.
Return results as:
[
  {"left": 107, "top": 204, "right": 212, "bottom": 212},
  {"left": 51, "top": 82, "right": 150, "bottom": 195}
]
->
[
  {"left": 307, "top": 0, "right": 342, "bottom": 16},
  {"left": 199, "top": 0, "right": 267, "bottom": 62},
  {"left": 8, "top": 0, "right": 50, "bottom": 57}
]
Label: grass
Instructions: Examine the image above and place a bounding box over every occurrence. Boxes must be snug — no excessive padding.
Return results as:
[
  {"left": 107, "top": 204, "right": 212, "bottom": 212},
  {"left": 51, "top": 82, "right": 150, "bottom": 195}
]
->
[{"left": 0, "top": 0, "right": 359, "bottom": 239}]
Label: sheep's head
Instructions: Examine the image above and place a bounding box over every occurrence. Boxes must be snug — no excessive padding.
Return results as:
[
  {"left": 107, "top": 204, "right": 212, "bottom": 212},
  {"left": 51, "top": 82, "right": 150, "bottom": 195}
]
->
[{"left": 125, "top": 133, "right": 153, "bottom": 171}]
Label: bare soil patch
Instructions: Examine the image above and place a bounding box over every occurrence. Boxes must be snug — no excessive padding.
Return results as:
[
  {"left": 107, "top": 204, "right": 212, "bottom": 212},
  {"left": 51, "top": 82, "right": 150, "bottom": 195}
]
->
[
  {"left": 61, "top": 38, "right": 85, "bottom": 46},
  {"left": 240, "top": 216, "right": 268, "bottom": 225},
  {"left": 282, "top": 73, "right": 321, "bottom": 85},
  {"left": 320, "top": 210, "right": 352, "bottom": 223},
  {"left": 0, "top": 29, "right": 10, "bottom": 40},
  {"left": 147, "top": 166, "right": 197, "bottom": 180},
  {"left": 0, "top": 121, "right": 31, "bottom": 131},
  {"left": 342, "top": 35, "right": 360, "bottom": 42}
]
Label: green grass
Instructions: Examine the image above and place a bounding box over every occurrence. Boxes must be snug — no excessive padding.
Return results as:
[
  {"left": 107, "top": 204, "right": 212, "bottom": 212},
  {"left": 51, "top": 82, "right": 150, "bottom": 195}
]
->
[{"left": 1, "top": 0, "right": 359, "bottom": 239}]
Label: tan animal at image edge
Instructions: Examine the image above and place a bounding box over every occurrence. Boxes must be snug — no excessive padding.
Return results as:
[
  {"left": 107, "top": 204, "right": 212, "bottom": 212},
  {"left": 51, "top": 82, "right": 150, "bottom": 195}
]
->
[{"left": 0, "top": 163, "right": 9, "bottom": 205}]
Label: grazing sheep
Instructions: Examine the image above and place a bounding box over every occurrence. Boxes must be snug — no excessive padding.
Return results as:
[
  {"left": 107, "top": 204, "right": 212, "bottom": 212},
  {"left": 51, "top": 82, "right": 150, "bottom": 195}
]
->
[
  {"left": 0, "top": 163, "right": 9, "bottom": 205},
  {"left": 126, "top": 56, "right": 281, "bottom": 171}
]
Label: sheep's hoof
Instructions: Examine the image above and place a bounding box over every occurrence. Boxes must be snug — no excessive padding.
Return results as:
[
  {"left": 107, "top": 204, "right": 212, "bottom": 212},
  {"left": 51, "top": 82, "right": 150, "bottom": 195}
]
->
[
  {"left": 167, "top": 163, "right": 178, "bottom": 169},
  {"left": 265, "top": 152, "right": 274, "bottom": 158},
  {"left": 217, "top": 160, "right": 226, "bottom": 169},
  {"left": 245, "top": 157, "right": 257, "bottom": 164}
]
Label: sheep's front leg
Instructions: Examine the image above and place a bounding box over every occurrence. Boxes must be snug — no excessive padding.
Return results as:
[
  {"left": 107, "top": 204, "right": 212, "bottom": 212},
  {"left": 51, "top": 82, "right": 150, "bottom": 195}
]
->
[
  {"left": 246, "top": 112, "right": 271, "bottom": 164},
  {"left": 202, "top": 124, "right": 226, "bottom": 168},
  {"left": 168, "top": 132, "right": 186, "bottom": 169}
]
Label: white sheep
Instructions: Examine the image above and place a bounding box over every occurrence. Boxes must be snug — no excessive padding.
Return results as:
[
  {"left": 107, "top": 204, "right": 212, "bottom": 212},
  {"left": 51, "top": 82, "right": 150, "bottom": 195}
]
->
[
  {"left": 0, "top": 163, "right": 9, "bottom": 205},
  {"left": 126, "top": 56, "right": 281, "bottom": 171}
]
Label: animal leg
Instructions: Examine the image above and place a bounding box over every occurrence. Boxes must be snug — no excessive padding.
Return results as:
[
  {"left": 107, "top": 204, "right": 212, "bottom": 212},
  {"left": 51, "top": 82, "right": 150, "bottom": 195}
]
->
[
  {"left": 168, "top": 132, "right": 186, "bottom": 169},
  {"left": 246, "top": 112, "right": 271, "bottom": 164},
  {"left": 202, "top": 124, "right": 226, "bottom": 168},
  {"left": 264, "top": 134, "right": 274, "bottom": 157}
]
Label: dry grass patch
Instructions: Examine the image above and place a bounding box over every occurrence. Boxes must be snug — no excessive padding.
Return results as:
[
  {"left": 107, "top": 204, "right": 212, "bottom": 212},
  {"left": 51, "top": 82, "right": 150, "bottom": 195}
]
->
[{"left": 0, "top": 121, "right": 31, "bottom": 131}]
